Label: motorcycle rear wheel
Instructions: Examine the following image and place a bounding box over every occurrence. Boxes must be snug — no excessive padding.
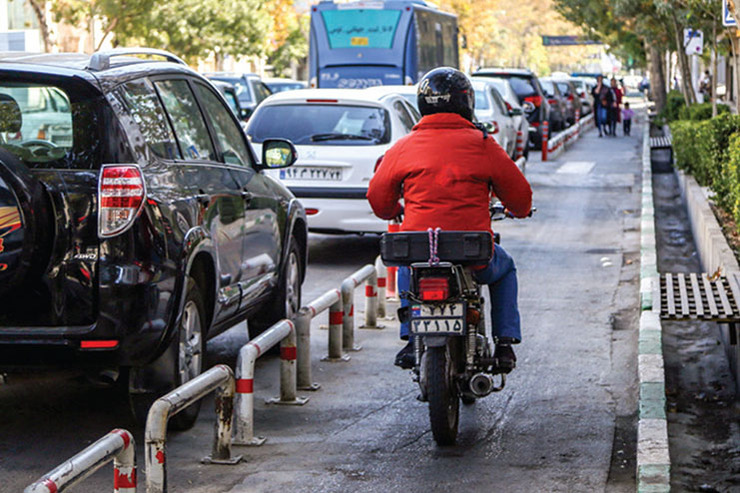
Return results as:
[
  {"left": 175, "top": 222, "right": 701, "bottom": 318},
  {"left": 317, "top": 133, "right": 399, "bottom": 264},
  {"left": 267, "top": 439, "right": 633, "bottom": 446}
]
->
[{"left": 426, "top": 345, "right": 459, "bottom": 445}]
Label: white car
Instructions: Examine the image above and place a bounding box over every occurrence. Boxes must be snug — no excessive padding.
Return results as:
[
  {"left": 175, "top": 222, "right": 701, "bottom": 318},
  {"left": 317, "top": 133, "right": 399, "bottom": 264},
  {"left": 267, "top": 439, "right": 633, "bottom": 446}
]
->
[
  {"left": 363, "top": 85, "right": 420, "bottom": 114},
  {"left": 482, "top": 78, "right": 530, "bottom": 158},
  {"left": 471, "top": 79, "right": 518, "bottom": 158},
  {"left": 246, "top": 89, "right": 420, "bottom": 234}
]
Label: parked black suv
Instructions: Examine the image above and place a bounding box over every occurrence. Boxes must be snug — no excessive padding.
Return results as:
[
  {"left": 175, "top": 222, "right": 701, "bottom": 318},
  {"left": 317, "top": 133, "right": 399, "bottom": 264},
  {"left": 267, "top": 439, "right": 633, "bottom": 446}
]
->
[
  {"left": 0, "top": 48, "right": 307, "bottom": 428},
  {"left": 472, "top": 68, "right": 552, "bottom": 149}
]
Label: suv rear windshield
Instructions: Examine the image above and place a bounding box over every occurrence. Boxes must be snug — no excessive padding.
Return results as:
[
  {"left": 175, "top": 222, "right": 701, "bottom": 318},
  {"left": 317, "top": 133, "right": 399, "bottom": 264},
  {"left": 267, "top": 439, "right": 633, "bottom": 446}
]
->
[
  {"left": 248, "top": 104, "right": 391, "bottom": 145},
  {"left": 0, "top": 80, "right": 124, "bottom": 169},
  {"left": 540, "top": 80, "right": 556, "bottom": 97}
]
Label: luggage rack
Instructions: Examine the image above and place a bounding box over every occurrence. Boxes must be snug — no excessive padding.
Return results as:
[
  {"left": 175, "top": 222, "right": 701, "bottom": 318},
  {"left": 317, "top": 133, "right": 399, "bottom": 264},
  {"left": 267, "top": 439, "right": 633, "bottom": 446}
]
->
[{"left": 659, "top": 272, "right": 740, "bottom": 324}]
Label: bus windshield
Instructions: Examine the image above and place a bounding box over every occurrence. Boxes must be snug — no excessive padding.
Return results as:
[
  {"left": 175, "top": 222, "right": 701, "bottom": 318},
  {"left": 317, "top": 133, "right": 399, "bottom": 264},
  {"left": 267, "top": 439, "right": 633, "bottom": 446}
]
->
[{"left": 321, "top": 9, "right": 401, "bottom": 49}]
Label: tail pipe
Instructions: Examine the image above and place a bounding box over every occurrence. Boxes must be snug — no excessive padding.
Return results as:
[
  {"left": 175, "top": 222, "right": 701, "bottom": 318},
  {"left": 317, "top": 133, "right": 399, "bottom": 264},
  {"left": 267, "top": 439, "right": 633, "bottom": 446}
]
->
[{"left": 469, "top": 372, "right": 506, "bottom": 396}]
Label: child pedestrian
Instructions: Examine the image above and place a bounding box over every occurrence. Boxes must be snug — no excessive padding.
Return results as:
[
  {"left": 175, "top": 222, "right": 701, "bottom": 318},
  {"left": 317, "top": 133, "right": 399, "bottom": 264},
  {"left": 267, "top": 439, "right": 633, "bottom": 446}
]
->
[{"left": 622, "top": 102, "right": 634, "bottom": 136}]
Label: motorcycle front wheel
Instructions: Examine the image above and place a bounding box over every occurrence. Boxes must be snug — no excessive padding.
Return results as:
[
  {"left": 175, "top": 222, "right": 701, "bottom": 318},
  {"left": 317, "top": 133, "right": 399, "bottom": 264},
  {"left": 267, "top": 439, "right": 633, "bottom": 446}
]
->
[{"left": 426, "top": 344, "right": 459, "bottom": 445}]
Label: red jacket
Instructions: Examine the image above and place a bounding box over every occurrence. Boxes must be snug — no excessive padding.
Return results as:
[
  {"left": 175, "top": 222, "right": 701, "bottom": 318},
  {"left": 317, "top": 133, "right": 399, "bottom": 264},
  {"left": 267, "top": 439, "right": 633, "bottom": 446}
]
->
[{"left": 367, "top": 113, "right": 532, "bottom": 236}]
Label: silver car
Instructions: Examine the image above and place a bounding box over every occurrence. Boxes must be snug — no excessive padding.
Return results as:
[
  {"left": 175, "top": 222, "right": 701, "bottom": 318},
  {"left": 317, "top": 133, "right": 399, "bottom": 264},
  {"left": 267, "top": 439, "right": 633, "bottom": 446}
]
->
[{"left": 472, "top": 79, "right": 519, "bottom": 159}]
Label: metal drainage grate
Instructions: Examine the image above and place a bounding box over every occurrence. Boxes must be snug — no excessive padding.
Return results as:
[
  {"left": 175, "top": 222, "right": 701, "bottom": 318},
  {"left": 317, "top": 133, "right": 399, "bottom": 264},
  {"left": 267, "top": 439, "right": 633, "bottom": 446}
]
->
[
  {"left": 660, "top": 273, "right": 740, "bottom": 321},
  {"left": 650, "top": 136, "right": 672, "bottom": 149}
]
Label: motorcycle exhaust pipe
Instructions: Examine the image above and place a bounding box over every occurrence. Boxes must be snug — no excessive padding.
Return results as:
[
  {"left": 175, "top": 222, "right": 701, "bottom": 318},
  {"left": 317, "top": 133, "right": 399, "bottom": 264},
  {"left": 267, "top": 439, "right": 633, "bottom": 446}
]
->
[{"left": 469, "top": 373, "right": 494, "bottom": 397}]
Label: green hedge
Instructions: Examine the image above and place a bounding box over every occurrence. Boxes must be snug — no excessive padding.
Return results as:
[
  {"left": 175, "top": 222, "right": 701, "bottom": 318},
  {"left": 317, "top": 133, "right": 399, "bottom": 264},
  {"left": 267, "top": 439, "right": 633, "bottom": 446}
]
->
[
  {"left": 670, "top": 114, "right": 740, "bottom": 213},
  {"left": 727, "top": 134, "right": 740, "bottom": 227},
  {"left": 678, "top": 102, "right": 730, "bottom": 121},
  {"left": 660, "top": 90, "right": 686, "bottom": 123}
]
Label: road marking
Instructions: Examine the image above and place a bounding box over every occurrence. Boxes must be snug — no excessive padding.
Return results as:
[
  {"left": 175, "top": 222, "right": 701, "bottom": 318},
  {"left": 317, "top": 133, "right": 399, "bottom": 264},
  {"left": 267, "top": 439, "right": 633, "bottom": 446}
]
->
[{"left": 557, "top": 161, "right": 595, "bottom": 174}]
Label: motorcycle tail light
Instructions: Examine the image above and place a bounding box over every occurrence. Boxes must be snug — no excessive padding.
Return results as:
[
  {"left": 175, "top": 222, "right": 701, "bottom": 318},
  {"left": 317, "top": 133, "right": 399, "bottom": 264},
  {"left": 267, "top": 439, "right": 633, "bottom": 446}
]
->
[
  {"left": 467, "top": 307, "right": 481, "bottom": 325},
  {"left": 99, "top": 164, "right": 146, "bottom": 238},
  {"left": 524, "top": 95, "right": 542, "bottom": 107},
  {"left": 419, "top": 277, "right": 449, "bottom": 301}
]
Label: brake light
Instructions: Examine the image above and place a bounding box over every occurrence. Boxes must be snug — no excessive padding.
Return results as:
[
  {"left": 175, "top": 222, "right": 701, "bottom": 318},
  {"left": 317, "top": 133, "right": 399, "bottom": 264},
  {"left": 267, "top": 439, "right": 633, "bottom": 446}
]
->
[
  {"left": 306, "top": 208, "right": 319, "bottom": 215},
  {"left": 567, "top": 94, "right": 575, "bottom": 102},
  {"left": 531, "top": 121, "right": 540, "bottom": 127},
  {"left": 99, "top": 164, "right": 146, "bottom": 238},
  {"left": 306, "top": 99, "right": 337, "bottom": 103},
  {"left": 548, "top": 99, "right": 558, "bottom": 105},
  {"left": 419, "top": 277, "right": 449, "bottom": 301},
  {"left": 524, "top": 95, "right": 542, "bottom": 107}
]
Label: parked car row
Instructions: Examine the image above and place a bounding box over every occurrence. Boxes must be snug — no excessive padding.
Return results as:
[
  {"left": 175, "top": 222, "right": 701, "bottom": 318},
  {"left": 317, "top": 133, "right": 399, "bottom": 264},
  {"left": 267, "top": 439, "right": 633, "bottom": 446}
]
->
[{"left": 471, "top": 68, "right": 593, "bottom": 149}]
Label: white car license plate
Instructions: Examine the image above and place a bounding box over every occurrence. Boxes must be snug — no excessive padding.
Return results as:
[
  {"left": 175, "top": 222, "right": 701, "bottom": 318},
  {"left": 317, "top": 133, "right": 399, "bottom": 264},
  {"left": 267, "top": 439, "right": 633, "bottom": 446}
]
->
[
  {"left": 410, "top": 303, "right": 465, "bottom": 334},
  {"left": 279, "top": 166, "right": 342, "bottom": 181}
]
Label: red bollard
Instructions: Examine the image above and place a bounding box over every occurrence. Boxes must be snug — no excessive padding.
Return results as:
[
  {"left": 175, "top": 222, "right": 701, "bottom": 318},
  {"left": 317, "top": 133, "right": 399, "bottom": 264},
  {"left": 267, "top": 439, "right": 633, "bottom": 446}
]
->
[
  {"left": 386, "top": 221, "right": 400, "bottom": 299},
  {"left": 515, "top": 130, "right": 524, "bottom": 159},
  {"left": 541, "top": 120, "right": 549, "bottom": 162}
]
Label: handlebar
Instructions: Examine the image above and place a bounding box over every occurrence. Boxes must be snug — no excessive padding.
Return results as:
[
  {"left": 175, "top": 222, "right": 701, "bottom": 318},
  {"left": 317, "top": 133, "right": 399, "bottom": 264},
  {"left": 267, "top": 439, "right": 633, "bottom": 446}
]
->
[{"left": 490, "top": 201, "right": 536, "bottom": 221}]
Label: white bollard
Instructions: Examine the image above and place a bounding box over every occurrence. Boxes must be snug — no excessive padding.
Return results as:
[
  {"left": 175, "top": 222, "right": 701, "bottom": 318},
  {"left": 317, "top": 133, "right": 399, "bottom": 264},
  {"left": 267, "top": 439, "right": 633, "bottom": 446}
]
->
[
  {"left": 233, "top": 321, "right": 293, "bottom": 446},
  {"left": 375, "top": 256, "right": 387, "bottom": 318},
  {"left": 267, "top": 323, "right": 308, "bottom": 406},
  {"left": 295, "top": 308, "right": 320, "bottom": 390}
]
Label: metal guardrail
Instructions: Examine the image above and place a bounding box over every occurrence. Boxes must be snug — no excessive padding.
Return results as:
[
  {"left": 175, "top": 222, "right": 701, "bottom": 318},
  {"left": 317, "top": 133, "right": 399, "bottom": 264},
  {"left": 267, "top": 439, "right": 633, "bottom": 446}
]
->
[
  {"left": 146, "top": 364, "right": 239, "bottom": 493},
  {"left": 542, "top": 111, "right": 595, "bottom": 162},
  {"left": 232, "top": 319, "right": 300, "bottom": 446},
  {"left": 342, "top": 264, "right": 382, "bottom": 349},
  {"left": 25, "top": 429, "right": 136, "bottom": 493}
]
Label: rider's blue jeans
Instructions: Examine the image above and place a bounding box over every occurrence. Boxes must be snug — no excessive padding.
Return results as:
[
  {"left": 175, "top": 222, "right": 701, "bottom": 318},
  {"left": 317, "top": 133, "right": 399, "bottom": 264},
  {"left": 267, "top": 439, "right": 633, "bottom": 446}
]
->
[{"left": 398, "top": 244, "right": 522, "bottom": 343}]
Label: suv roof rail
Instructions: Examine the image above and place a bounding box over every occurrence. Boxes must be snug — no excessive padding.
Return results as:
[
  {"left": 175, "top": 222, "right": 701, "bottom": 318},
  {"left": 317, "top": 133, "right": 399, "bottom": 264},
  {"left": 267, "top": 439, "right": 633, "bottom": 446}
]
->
[{"left": 87, "top": 48, "right": 187, "bottom": 71}]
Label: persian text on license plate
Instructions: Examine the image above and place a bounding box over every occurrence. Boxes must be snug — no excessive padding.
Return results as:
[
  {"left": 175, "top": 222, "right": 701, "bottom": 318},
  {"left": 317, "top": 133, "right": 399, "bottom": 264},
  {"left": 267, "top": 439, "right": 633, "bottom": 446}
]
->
[
  {"left": 410, "top": 303, "right": 465, "bottom": 334},
  {"left": 279, "top": 167, "right": 342, "bottom": 181}
]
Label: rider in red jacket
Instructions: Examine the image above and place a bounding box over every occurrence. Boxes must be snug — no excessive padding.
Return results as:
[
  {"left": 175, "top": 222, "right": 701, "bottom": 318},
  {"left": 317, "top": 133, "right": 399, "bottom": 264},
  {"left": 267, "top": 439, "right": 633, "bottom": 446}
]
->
[{"left": 368, "top": 67, "right": 532, "bottom": 370}]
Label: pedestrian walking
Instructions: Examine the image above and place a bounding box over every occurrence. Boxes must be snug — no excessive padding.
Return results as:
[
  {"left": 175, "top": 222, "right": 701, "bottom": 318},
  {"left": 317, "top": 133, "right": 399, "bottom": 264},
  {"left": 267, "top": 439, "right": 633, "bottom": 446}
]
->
[
  {"left": 592, "top": 75, "right": 610, "bottom": 137},
  {"left": 699, "top": 70, "right": 712, "bottom": 103},
  {"left": 609, "top": 78, "right": 622, "bottom": 137},
  {"left": 622, "top": 102, "right": 634, "bottom": 136}
]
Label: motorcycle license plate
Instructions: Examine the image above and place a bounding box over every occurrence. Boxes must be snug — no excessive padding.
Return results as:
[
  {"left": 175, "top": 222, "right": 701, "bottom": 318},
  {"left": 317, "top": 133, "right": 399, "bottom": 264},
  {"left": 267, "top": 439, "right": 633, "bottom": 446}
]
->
[{"left": 410, "top": 303, "right": 465, "bottom": 334}]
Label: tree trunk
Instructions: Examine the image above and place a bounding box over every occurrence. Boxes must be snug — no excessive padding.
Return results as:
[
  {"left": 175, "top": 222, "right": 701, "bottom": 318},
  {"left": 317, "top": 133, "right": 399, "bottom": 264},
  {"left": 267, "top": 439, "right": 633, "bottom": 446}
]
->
[
  {"left": 648, "top": 42, "right": 667, "bottom": 113},
  {"left": 671, "top": 12, "right": 696, "bottom": 106},
  {"left": 27, "top": 0, "right": 51, "bottom": 52},
  {"left": 712, "top": 17, "right": 718, "bottom": 117}
]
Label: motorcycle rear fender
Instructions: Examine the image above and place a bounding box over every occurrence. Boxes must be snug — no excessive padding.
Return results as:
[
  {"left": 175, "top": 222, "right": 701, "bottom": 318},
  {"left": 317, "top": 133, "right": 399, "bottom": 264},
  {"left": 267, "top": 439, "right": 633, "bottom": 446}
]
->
[{"left": 422, "top": 336, "right": 449, "bottom": 347}]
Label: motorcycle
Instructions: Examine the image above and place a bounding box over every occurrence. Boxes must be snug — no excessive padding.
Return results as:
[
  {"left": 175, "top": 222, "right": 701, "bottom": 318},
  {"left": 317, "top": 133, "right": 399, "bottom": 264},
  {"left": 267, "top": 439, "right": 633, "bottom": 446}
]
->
[{"left": 380, "top": 202, "right": 527, "bottom": 445}]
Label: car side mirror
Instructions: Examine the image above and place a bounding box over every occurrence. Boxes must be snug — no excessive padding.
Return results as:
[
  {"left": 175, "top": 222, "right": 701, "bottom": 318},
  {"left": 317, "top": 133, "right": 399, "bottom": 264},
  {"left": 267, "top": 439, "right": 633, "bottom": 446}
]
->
[
  {"left": 261, "top": 139, "right": 297, "bottom": 169},
  {"left": 509, "top": 107, "right": 523, "bottom": 117},
  {"left": 240, "top": 108, "right": 252, "bottom": 121}
]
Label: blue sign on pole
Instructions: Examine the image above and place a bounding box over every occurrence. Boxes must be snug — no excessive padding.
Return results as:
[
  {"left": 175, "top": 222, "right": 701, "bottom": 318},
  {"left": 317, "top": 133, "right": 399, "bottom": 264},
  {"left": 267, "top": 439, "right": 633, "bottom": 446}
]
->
[{"left": 724, "top": 0, "right": 737, "bottom": 27}]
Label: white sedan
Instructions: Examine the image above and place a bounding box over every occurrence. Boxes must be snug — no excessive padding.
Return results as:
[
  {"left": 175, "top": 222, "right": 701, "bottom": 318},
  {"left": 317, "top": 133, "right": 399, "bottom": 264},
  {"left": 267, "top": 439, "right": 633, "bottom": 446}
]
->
[
  {"left": 471, "top": 79, "right": 518, "bottom": 158},
  {"left": 246, "top": 89, "right": 420, "bottom": 234}
]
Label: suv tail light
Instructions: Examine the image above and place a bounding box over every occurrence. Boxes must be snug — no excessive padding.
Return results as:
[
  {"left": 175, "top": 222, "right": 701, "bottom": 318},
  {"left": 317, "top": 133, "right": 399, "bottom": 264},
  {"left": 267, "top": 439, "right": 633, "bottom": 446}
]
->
[
  {"left": 524, "top": 95, "right": 542, "bottom": 108},
  {"left": 419, "top": 277, "right": 449, "bottom": 301},
  {"left": 548, "top": 98, "right": 558, "bottom": 105},
  {"left": 99, "top": 164, "right": 146, "bottom": 238},
  {"left": 567, "top": 94, "right": 575, "bottom": 102}
]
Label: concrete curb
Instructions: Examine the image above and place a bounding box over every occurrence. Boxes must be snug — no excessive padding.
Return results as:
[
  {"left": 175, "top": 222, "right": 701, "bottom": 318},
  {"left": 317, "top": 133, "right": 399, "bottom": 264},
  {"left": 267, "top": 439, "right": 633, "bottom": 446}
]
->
[
  {"left": 674, "top": 169, "right": 740, "bottom": 392},
  {"left": 637, "top": 120, "right": 671, "bottom": 492}
]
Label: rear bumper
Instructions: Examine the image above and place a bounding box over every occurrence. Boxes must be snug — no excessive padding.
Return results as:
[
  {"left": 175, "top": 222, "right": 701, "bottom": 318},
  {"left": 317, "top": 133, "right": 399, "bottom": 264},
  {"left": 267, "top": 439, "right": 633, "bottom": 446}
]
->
[
  {"left": 297, "top": 196, "right": 386, "bottom": 233},
  {"left": 0, "top": 326, "right": 121, "bottom": 370}
]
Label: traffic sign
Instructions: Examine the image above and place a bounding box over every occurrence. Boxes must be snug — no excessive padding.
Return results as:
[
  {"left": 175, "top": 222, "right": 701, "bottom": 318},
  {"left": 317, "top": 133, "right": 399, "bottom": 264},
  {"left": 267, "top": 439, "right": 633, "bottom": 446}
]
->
[
  {"left": 684, "top": 28, "right": 703, "bottom": 55},
  {"left": 724, "top": 0, "right": 737, "bottom": 27}
]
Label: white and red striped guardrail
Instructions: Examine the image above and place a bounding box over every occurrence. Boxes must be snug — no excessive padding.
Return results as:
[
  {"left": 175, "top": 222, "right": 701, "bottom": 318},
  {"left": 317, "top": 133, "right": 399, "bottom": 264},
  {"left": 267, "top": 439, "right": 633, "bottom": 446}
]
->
[
  {"left": 25, "top": 429, "right": 136, "bottom": 493},
  {"left": 232, "top": 319, "right": 302, "bottom": 446},
  {"left": 146, "top": 364, "right": 239, "bottom": 493},
  {"left": 542, "top": 111, "right": 595, "bottom": 162}
]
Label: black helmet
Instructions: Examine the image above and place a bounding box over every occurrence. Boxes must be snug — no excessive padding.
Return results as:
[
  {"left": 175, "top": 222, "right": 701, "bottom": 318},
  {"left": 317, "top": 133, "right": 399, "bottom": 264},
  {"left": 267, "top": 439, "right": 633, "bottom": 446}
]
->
[{"left": 417, "top": 67, "right": 475, "bottom": 121}]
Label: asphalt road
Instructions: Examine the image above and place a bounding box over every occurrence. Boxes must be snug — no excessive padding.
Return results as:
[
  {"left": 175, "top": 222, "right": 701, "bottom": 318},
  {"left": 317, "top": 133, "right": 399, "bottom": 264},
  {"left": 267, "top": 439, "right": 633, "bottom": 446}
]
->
[{"left": 0, "top": 117, "right": 644, "bottom": 492}]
